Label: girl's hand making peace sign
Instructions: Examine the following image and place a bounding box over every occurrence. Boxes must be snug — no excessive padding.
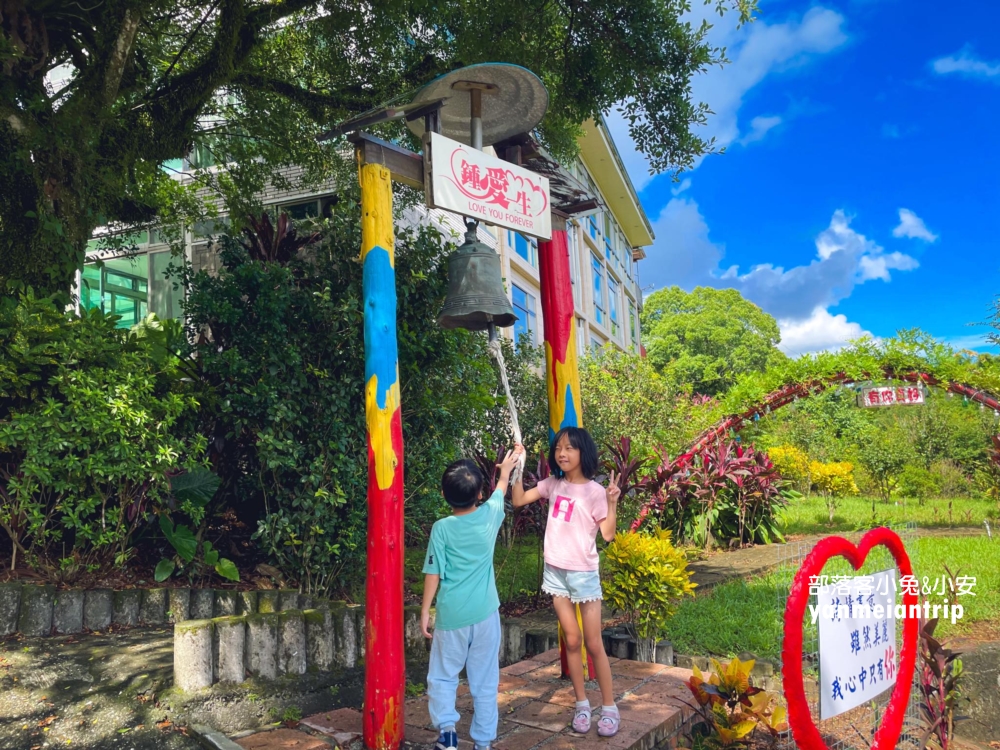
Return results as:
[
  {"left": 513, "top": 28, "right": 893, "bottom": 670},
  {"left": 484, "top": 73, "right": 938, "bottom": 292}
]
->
[{"left": 606, "top": 470, "right": 621, "bottom": 506}]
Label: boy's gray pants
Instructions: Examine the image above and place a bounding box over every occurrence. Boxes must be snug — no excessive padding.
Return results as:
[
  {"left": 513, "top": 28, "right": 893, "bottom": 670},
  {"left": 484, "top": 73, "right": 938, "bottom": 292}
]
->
[{"left": 427, "top": 610, "right": 502, "bottom": 743}]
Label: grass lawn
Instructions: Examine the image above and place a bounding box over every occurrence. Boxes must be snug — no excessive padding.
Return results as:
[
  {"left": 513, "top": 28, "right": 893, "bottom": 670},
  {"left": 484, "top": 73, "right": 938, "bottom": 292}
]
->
[
  {"left": 663, "top": 535, "right": 1000, "bottom": 661},
  {"left": 780, "top": 494, "right": 997, "bottom": 536}
]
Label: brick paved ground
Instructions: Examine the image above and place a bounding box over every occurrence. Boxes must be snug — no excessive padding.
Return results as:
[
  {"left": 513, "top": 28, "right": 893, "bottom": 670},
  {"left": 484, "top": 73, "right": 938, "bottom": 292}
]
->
[{"left": 232, "top": 650, "right": 698, "bottom": 750}]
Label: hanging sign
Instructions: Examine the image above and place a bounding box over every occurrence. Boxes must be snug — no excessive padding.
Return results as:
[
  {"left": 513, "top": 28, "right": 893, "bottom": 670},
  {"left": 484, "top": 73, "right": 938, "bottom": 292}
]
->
[
  {"left": 816, "top": 569, "right": 898, "bottom": 719},
  {"left": 426, "top": 132, "right": 552, "bottom": 240},
  {"left": 858, "top": 385, "right": 924, "bottom": 407}
]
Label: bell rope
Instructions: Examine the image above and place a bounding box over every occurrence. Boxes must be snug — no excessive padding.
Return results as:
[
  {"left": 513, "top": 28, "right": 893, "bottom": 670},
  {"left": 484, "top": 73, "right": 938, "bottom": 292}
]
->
[{"left": 487, "top": 337, "right": 526, "bottom": 482}]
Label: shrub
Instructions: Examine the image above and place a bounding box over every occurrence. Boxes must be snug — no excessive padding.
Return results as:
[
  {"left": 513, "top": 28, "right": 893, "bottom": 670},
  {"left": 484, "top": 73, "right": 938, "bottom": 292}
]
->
[
  {"left": 639, "top": 440, "right": 788, "bottom": 548},
  {"left": 182, "top": 205, "right": 524, "bottom": 594},
  {"left": 768, "top": 444, "right": 810, "bottom": 491},
  {"left": 0, "top": 295, "right": 206, "bottom": 575},
  {"left": 898, "top": 465, "right": 943, "bottom": 502},
  {"left": 930, "top": 460, "right": 971, "bottom": 499},
  {"left": 809, "top": 461, "right": 858, "bottom": 522},
  {"left": 603, "top": 530, "right": 695, "bottom": 661}
]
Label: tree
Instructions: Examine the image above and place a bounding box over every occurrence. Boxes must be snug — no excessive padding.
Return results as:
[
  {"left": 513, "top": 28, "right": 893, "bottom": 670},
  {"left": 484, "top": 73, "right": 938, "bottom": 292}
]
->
[
  {"left": 855, "top": 426, "right": 916, "bottom": 513},
  {"left": 1, "top": 0, "right": 755, "bottom": 299},
  {"left": 641, "top": 286, "right": 786, "bottom": 396},
  {"left": 579, "top": 347, "right": 710, "bottom": 461}
]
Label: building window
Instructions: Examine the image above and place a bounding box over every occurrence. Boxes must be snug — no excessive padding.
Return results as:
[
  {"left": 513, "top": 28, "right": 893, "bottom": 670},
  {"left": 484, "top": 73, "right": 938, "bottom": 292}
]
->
[
  {"left": 81, "top": 251, "right": 183, "bottom": 329},
  {"left": 608, "top": 277, "right": 621, "bottom": 339},
  {"left": 604, "top": 215, "right": 615, "bottom": 262},
  {"left": 588, "top": 213, "right": 599, "bottom": 241},
  {"left": 507, "top": 230, "right": 538, "bottom": 268},
  {"left": 512, "top": 284, "right": 538, "bottom": 346},
  {"left": 591, "top": 254, "right": 605, "bottom": 325},
  {"left": 577, "top": 316, "right": 587, "bottom": 359},
  {"left": 629, "top": 300, "right": 638, "bottom": 347},
  {"left": 193, "top": 216, "right": 231, "bottom": 238},
  {"left": 567, "top": 225, "right": 582, "bottom": 307},
  {"left": 272, "top": 200, "right": 319, "bottom": 221},
  {"left": 590, "top": 334, "right": 603, "bottom": 354}
]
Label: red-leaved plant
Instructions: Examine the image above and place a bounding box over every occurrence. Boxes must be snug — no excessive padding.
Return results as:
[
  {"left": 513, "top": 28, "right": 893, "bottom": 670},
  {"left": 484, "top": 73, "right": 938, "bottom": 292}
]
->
[{"left": 631, "top": 439, "right": 788, "bottom": 548}]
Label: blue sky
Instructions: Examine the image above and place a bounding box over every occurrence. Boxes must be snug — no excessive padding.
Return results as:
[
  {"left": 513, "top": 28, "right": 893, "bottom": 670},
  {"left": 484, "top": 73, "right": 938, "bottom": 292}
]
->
[{"left": 607, "top": 0, "right": 1000, "bottom": 356}]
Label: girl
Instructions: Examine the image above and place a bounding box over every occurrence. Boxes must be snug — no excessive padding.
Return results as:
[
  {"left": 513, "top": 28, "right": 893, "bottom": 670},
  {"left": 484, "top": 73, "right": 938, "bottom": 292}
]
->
[{"left": 512, "top": 427, "right": 621, "bottom": 737}]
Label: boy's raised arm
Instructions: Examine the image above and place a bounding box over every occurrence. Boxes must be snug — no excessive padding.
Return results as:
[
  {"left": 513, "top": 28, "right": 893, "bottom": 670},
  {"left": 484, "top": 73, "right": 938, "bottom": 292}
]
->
[{"left": 495, "top": 447, "right": 522, "bottom": 496}]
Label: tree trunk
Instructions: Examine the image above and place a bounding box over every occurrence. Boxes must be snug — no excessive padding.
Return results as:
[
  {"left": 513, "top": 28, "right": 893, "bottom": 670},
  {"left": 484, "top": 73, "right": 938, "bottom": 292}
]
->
[
  {"left": 634, "top": 636, "right": 656, "bottom": 663},
  {"left": 0, "top": 143, "right": 92, "bottom": 301}
]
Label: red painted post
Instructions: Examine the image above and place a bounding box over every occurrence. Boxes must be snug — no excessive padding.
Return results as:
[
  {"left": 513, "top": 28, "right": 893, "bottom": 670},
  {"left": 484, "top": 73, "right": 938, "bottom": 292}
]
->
[
  {"left": 538, "top": 216, "right": 596, "bottom": 679},
  {"left": 360, "top": 163, "right": 405, "bottom": 750}
]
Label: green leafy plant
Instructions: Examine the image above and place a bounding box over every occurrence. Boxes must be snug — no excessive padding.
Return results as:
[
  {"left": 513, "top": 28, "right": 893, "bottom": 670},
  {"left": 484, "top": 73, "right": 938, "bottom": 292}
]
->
[
  {"left": 154, "top": 467, "right": 238, "bottom": 582},
  {"left": 602, "top": 530, "right": 696, "bottom": 661},
  {"left": 0, "top": 295, "right": 206, "bottom": 576},
  {"left": 405, "top": 682, "right": 426, "bottom": 698}
]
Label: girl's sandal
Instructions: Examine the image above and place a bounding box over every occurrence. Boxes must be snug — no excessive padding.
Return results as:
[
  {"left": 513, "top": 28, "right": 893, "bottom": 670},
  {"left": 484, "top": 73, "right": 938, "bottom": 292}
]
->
[
  {"left": 597, "top": 710, "right": 620, "bottom": 738},
  {"left": 572, "top": 706, "right": 592, "bottom": 733}
]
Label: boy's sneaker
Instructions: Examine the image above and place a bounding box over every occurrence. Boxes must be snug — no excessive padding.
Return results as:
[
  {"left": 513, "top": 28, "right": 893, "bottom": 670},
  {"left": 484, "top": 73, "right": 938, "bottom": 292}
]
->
[{"left": 435, "top": 731, "right": 458, "bottom": 750}]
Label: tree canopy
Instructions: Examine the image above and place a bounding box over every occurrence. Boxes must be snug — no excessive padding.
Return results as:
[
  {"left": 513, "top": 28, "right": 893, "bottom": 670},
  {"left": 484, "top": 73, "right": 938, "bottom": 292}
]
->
[
  {"left": 641, "top": 285, "right": 786, "bottom": 396},
  {"left": 1, "top": 0, "right": 755, "bottom": 299}
]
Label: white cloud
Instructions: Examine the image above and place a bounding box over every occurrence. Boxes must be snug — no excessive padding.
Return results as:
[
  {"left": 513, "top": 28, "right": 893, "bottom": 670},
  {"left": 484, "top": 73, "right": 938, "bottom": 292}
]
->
[
  {"left": 932, "top": 47, "right": 1000, "bottom": 81},
  {"left": 605, "top": 5, "right": 849, "bottom": 190},
  {"left": 777, "top": 308, "right": 870, "bottom": 357},
  {"left": 641, "top": 203, "right": 919, "bottom": 354},
  {"left": 739, "top": 115, "right": 783, "bottom": 145},
  {"left": 892, "top": 208, "right": 939, "bottom": 242},
  {"left": 671, "top": 178, "right": 692, "bottom": 196}
]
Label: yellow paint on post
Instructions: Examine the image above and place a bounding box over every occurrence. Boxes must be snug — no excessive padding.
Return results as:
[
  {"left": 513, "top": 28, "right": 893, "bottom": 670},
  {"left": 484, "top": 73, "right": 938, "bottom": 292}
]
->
[
  {"left": 544, "top": 334, "right": 583, "bottom": 435},
  {"left": 360, "top": 164, "right": 394, "bottom": 265},
  {"left": 365, "top": 372, "right": 401, "bottom": 491}
]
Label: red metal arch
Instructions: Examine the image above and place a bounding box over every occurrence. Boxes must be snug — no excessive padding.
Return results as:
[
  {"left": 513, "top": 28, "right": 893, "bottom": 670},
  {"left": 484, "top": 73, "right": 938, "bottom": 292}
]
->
[
  {"left": 687, "top": 369, "right": 1000, "bottom": 456},
  {"left": 630, "top": 369, "right": 1000, "bottom": 532}
]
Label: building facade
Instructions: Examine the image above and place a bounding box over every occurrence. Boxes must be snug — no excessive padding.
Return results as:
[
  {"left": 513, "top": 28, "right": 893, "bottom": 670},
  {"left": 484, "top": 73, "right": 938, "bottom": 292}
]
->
[{"left": 79, "top": 117, "right": 653, "bottom": 354}]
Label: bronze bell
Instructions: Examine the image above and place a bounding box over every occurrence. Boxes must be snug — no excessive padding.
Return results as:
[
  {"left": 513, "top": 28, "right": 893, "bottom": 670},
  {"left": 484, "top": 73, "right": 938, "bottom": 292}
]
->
[{"left": 438, "top": 222, "right": 518, "bottom": 331}]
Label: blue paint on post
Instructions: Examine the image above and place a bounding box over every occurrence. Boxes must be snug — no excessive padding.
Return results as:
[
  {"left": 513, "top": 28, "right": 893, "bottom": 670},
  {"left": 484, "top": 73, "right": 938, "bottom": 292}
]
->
[{"left": 363, "top": 246, "right": 399, "bottom": 408}]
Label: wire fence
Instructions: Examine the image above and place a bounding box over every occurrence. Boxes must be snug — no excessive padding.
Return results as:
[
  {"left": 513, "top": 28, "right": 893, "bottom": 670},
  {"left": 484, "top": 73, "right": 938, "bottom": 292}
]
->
[{"left": 772, "top": 522, "right": 923, "bottom": 750}]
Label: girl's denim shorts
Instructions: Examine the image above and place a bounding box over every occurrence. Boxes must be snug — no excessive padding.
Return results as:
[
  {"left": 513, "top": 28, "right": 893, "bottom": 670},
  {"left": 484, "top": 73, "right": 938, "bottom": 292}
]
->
[{"left": 541, "top": 563, "right": 603, "bottom": 603}]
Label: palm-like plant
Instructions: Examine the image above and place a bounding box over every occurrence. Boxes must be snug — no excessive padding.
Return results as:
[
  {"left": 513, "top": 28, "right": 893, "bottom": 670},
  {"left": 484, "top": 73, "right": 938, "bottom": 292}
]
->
[{"left": 239, "top": 212, "right": 320, "bottom": 264}]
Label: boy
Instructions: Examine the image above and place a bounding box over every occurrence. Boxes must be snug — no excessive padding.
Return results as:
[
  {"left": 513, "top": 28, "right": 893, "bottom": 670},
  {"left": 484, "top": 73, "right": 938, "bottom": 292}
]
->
[{"left": 421, "top": 447, "right": 523, "bottom": 750}]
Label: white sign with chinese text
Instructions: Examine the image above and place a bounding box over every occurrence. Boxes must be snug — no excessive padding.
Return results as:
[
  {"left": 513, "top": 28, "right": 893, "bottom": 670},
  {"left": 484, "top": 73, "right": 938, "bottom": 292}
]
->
[
  {"left": 817, "top": 569, "right": 898, "bottom": 719},
  {"left": 859, "top": 385, "right": 925, "bottom": 407},
  {"left": 427, "top": 132, "right": 552, "bottom": 240}
]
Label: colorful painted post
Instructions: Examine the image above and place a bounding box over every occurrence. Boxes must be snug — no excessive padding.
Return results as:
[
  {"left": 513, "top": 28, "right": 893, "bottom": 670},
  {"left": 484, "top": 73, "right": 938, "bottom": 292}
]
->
[
  {"left": 538, "top": 217, "right": 595, "bottom": 679},
  {"left": 360, "top": 163, "right": 405, "bottom": 750}
]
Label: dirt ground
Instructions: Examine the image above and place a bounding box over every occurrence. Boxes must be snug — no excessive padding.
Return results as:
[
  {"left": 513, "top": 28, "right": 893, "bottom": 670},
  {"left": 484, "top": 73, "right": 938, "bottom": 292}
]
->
[{"left": 0, "top": 627, "right": 384, "bottom": 750}]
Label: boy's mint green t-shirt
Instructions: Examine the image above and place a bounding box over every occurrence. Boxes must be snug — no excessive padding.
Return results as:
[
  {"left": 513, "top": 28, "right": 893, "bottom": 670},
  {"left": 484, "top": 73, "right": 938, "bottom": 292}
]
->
[{"left": 423, "top": 488, "right": 505, "bottom": 631}]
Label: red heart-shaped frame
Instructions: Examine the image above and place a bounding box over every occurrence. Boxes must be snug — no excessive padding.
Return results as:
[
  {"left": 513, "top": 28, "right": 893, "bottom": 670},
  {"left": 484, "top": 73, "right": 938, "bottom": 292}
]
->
[{"left": 782, "top": 527, "right": 918, "bottom": 750}]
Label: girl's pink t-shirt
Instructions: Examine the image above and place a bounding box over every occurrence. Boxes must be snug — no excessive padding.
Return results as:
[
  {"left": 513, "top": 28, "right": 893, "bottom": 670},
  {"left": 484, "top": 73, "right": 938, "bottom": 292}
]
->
[{"left": 535, "top": 476, "right": 608, "bottom": 572}]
